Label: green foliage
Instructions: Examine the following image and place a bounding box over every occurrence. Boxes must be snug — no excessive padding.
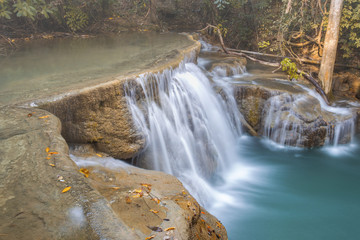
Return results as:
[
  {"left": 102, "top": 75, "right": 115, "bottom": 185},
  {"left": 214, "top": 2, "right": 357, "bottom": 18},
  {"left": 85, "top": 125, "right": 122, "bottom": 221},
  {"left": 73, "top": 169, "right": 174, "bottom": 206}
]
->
[
  {"left": 0, "top": 0, "right": 54, "bottom": 20},
  {"left": 0, "top": 2, "right": 11, "bottom": 19},
  {"left": 340, "top": 0, "right": 360, "bottom": 58},
  {"left": 64, "top": 7, "right": 89, "bottom": 32},
  {"left": 281, "top": 58, "right": 300, "bottom": 80},
  {"left": 215, "top": 23, "right": 228, "bottom": 37},
  {"left": 258, "top": 41, "right": 270, "bottom": 48}
]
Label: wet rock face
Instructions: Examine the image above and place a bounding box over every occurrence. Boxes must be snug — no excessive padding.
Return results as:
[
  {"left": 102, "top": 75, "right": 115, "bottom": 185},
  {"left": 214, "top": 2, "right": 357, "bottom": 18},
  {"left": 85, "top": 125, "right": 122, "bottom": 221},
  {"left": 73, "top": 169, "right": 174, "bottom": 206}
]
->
[
  {"left": 233, "top": 84, "right": 356, "bottom": 147},
  {"left": 39, "top": 81, "right": 145, "bottom": 160},
  {"left": 71, "top": 147, "right": 228, "bottom": 240},
  {"left": 334, "top": 71, "right": 360, "bottom": 99},
  {"left": 0, "top": 107, "right": 139, "bottom": 240}
]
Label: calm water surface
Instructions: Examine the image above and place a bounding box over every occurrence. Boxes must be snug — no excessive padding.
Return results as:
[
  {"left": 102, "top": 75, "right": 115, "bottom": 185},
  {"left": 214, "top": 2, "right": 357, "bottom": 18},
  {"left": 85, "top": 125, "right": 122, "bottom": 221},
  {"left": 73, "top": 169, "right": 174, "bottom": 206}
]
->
[
  {"left": 0, "top": 32, "right": 192, "bottom": 106},
  {"left": 211, "top": 135, "right": 360, "bottom": 240}
]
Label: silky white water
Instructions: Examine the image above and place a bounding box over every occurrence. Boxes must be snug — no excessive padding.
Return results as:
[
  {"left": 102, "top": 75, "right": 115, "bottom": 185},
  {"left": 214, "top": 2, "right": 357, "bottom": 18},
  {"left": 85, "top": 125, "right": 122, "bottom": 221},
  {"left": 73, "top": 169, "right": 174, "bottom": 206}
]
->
[
  {"left": 124, "top": 58, "right": 243, "bottom": 206},
  {"left": 124, "top": 44, "right": 359, "bottom": 239}
]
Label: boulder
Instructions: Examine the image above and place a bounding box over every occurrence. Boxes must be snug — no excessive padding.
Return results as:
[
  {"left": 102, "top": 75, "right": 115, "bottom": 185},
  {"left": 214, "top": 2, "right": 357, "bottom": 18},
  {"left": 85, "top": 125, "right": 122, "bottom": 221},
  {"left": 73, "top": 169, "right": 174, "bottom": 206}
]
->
[{"left": 0, "top": 106, "right": 227, "bottom": 239}]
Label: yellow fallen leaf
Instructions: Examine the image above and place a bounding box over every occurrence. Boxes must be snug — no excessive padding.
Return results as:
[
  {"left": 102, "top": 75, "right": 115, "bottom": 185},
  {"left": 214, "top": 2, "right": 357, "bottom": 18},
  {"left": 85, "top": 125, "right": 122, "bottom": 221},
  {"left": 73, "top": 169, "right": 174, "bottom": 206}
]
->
[
  {"left": 153, "top": 198, "right": 160, "bottom": 204},
  {"left": 62, "top": 186, "right": 71, "bottom": 193},
  {"left": 48, "top": 152, "right": 59, "bottom": 155},
  {"left": 164, "top": 227, "right": 175, "bottom": 231},
  {"left": 79, "top": 168, "right": 89, "bottom": 178},
  {"left": 38, "top": 115, "right": 50, "bottom": 119},
  {"left": 133, "top": 193, "right": 142, "bottom": 198},
  {"left": 46, "top": 157, "right": 51, "bottom": 160},
  {"left": 145, "top": 235, "right": 155, "bottom": 240},
  {"left": 96, "top": 153, "right": 102, "bottom": 157},
  {"left": 216, "top": 221, "right": 222, "bottom": 228},
  {"left": 134, "top": 189, "right": 142, "bottom": 193},
  {"left": 45, "top": 147, "right": 50, "bottom": 153},
  {"left": 49, "top": 163, "right": 55, "bottom": 167},
  {"left": 149, "top": 209, "right": 159, "bottom": 214},
  {"left": 182, "top": 190, "right": 187, "bottom": 195},
  {"left": 111, "top": 187, "right": 120, "bottom": 190},
  {"left": 187, "top": 201, "right": 191, "bottom": 207}
]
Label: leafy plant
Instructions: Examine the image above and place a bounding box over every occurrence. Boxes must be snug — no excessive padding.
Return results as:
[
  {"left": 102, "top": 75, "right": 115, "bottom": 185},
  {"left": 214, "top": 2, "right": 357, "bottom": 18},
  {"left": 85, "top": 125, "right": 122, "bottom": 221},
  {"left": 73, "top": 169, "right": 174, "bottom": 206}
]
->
[
  {"left": 258, "top": 41, "right": 270, "bottom": 48},
  {"left": 281, "top": 58, "right": 300, "bottom": 80},
  {"left": 64, "top": 6, "right": 89, "bottom": 32}
]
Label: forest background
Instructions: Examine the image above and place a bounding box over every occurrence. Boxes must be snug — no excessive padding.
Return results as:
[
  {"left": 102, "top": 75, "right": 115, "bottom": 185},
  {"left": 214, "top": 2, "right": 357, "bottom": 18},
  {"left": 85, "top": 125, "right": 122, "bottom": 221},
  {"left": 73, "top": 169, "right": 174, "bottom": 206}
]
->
[{"left": 1, "top": 0, "right": 359, "bottom": 98}]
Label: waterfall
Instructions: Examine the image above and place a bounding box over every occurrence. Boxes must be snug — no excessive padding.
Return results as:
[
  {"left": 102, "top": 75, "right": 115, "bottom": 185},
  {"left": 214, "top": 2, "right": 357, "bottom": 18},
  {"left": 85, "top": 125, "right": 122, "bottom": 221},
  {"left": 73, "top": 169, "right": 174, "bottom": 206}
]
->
[
  {"left": 124, "top": 60, "right": 243, "bottom": 206},
  {"left": 262, "top": 87, "right": 357, "bottom": 147}
]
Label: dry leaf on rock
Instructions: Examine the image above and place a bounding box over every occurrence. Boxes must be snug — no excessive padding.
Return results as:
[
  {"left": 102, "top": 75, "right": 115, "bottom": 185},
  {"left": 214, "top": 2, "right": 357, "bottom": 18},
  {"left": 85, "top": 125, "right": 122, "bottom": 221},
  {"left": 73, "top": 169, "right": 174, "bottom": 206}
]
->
[
  {"left": 38, "top": 115, "right": 50, "bottom": 119},
  {"left": 164, "top": 227, "right": 175, "bottom": 231},
  {"left": 62, "top": 186, "right": 71, "bottom": 193},
  {"left": 79, "top": 168, "right": 89, "bottom": 178},
  {"left": 145, "top": 235, "right": 155, "bottom": 240}
]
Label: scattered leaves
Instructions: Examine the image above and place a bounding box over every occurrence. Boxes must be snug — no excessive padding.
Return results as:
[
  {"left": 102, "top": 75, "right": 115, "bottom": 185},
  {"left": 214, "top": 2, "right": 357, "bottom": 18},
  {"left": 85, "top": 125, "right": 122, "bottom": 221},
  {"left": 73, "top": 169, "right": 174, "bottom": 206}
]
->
[
  {"left": 48, "top": 152, "right": 59, "bottom": 155},
  {"left": 153, "top": 198, "right": 160, "bottom": 204},
  {"left": 141, "top": 183, "right": 152, "bottom": 191},
  {"left": 149, "top": 209, "right": 159, "bottom": 214},
  {"left": 79, "top": 168, "right": 89, "bottom": 178},
  {"left": 145, "top": 235, "right": 155, "bottom": 240},
  {"left": 96, "top": 153, "right": 102, "bottom": 157},
  {"left": 147, "top": 226, "right": 163, "bottom": 232},
  {"left": 134, "top": 189, "right": 142, "bottom": 193},
  {"left": 133, "top": 193, "right": 142, "bottom": 198},
  {"left": 38, "top": 115, "right": 50, "bottom": 119},
  {"left": 49, "top": 163, "right": 55, "bottom": 167},
  {"left": 45, "top": 147, "right": 50, "bottom": 153},
  {"left": 216, "top": 221, "right": 222, "bottom": 229},
  {"left": 62, "top": 186, "right": 71, "bottom": 193},
  {"left": 164, "top": 227, "right": 175, "bottom": 232}
]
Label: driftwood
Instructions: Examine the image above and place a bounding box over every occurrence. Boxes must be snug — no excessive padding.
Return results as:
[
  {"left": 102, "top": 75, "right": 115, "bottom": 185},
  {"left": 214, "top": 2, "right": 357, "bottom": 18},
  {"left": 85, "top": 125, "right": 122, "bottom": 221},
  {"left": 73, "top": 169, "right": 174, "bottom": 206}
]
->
[
  {"left": 227, "top": 48, "right": 360, "bottom": 70},
  {"left": 199, "top": 24, "right": 331, "bottom": 105}
]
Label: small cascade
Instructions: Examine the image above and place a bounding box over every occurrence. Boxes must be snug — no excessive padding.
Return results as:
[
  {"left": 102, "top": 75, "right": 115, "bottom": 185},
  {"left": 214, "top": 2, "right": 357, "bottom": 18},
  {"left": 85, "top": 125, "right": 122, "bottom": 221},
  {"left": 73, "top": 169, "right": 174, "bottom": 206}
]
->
[
  {"left": 262, "top": 88, "right": 357, "bottom": 147},
  {"left": 124, "top": 61, "right": 243, "bottom": 206}
]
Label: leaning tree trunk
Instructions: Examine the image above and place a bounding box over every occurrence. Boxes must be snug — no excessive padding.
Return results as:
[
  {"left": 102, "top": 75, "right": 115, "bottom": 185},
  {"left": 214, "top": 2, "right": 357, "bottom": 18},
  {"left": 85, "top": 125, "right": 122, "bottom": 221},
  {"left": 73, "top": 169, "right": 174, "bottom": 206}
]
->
[{"left": 318, "top": 0, "right": 344, "bottom": 95}]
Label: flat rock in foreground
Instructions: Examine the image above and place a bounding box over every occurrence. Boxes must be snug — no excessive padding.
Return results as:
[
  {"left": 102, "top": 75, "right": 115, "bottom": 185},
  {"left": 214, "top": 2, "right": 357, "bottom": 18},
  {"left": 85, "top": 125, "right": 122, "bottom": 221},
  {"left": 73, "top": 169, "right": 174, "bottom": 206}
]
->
[{"left": 0, "top": 107, "right": 226, "bottom": 239}]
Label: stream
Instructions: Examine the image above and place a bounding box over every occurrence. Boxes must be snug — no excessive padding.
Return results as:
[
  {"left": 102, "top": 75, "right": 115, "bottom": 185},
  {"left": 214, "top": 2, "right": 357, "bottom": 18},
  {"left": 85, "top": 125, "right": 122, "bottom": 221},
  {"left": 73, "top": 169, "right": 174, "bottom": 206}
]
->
[
  {"left": 125, "top": 41, "right": 360, "bottom": 239},
  {"left": 2, "top": 34, "right": 359, "bottom": 239}
]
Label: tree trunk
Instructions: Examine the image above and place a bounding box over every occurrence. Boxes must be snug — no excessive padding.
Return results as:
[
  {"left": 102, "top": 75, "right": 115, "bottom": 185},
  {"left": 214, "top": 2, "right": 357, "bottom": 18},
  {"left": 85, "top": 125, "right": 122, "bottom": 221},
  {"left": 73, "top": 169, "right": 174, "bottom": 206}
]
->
[
  {"left": 318, "top": 0, "right": 344, "bottom": 95},
  {"left": 149, "top": 0, "right": 158, "bottom": 24}
]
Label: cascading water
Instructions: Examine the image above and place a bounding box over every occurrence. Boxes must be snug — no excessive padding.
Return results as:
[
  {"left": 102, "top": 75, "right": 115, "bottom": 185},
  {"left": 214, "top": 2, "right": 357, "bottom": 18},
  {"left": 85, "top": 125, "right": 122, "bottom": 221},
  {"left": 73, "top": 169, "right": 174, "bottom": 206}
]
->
[
  {"left": 122, "top": 43, "right": 360, "bottom": 239},
  {"left": 124, "top": 59, "right": 243, "bottom": 206},
  {"left": 261, "top": 86, "right": 357, "bottom": 147}
]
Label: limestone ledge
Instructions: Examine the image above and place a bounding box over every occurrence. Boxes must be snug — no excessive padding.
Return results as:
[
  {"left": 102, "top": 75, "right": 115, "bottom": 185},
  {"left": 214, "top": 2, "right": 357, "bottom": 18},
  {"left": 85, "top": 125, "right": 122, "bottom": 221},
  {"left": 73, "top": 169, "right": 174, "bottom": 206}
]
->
[
  {"left": 0, "top": 107, "right": 226, "bottom": 240},
  {"left": 31, "top": 34, "right": 201, "bottom": 160}
]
